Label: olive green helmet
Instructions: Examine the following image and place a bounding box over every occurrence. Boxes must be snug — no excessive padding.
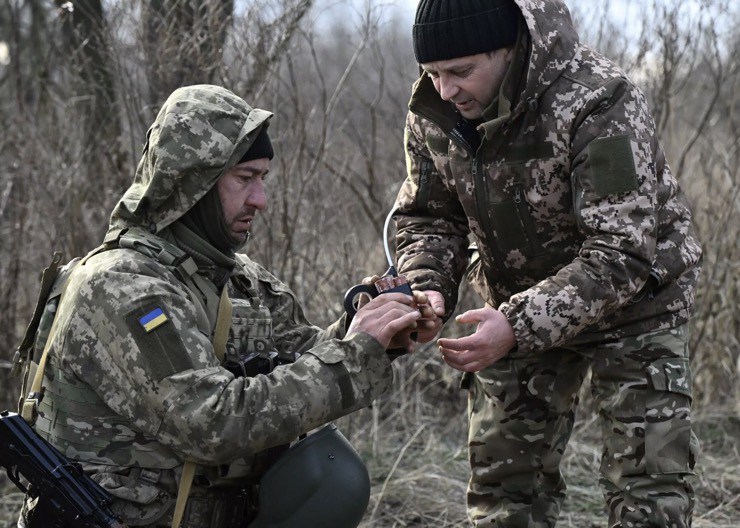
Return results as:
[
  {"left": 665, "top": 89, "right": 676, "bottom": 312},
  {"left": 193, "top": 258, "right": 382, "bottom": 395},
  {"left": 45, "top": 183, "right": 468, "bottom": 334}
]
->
[{"left": 250, "top": 423, "right": 371, "bottom": 527}]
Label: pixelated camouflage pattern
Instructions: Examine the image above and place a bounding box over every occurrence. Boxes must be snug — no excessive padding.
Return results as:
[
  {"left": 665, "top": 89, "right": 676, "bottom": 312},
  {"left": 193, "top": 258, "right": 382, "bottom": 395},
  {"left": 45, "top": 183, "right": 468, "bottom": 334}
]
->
[
  {"left": 31, "top": 85, "right": 393, "bottom": 526},
  {"left": 109, "top": 84, "right": 273, "bottom": 235},
  {"left": 466, "top": 325, "right": 696, "bottom": 527},
  {"left": 395, "top": 0, "right": 702, "bottom": 354}
]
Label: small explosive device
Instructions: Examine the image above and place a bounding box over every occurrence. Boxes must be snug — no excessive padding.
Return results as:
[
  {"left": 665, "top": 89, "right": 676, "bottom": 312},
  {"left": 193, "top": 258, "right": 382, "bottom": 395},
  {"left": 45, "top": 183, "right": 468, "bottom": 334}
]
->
[{"left": 343, "top": 205, "right": 413, "bottom": 318}]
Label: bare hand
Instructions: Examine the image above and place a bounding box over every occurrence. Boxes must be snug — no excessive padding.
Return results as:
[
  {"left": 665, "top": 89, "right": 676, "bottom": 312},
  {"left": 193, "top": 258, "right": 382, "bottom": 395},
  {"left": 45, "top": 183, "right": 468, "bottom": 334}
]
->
[
  {"left": 347, "top": 292, "right": 422, "bottom": 350},
  {"left": 356, "top": 278, "right": 445, "bottom": 347},
  {"left": 414, "top": 290, "right": 445, "bottom": 343},
  {"left": 437, "top": 306, "right": 516, "bottom": 372}
]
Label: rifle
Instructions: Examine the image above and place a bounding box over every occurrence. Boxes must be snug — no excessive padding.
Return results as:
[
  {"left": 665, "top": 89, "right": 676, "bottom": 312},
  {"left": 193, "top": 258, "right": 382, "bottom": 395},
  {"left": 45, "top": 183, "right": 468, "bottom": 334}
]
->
[{"left": 0, "top": 410, "right": 126, "bottom": 528}]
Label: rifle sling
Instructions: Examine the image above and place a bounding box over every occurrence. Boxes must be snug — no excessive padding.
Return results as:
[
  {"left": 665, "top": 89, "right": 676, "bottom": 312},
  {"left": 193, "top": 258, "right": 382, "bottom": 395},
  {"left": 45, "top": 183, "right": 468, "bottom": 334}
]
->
[
  {"left": 14, "top": 252, "right": 64, "bottom": 412},
  {"left": 21, "top": 256, "right": 75, "bottom": 424},
  {"left": 16, "top": 252, "right": 64, "bottom": 359}
]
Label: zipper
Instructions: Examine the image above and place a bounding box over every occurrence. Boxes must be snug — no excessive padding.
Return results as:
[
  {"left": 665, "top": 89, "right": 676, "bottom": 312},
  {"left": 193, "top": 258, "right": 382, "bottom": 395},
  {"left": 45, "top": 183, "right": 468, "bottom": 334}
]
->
[
  {"left": 414, "top": 107, "right": 475, "bottom": 155},
  {"left": 450, "top": 128, "right": 475, "bottom": 155},
  {"left": 412, "top": 106, "right": 516, "bottom": 293}
]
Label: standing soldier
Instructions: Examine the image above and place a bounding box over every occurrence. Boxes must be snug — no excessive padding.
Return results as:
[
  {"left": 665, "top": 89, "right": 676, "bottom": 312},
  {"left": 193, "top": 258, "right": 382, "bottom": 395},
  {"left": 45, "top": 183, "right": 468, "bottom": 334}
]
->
[{"left": 394, "top": 0, "right": 702, "bottom": 526}]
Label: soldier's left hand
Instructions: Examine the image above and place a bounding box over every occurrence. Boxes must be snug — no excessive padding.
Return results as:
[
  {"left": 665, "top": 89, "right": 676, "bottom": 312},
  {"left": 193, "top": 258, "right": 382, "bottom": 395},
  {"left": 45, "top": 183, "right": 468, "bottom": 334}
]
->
[{"left": 436, "top": 305, "right": 516, "bottom": 372}]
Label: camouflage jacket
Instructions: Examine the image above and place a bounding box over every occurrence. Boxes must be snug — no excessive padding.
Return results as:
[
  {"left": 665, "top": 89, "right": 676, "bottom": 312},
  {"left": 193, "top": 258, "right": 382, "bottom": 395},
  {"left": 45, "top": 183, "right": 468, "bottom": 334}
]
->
[
  {"left": 35, "top": 85, "right": 392, "bottom": 525},
  {"left": 394, "top": 0, "right": 702, "bottom": 353}
]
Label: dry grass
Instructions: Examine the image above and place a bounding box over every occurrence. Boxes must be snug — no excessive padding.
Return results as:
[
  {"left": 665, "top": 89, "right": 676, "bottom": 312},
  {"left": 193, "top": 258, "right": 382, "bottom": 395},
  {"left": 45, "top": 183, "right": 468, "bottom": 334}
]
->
[
  {"left": 0, "top": 490, "right": 23, "bottom": 528},
  {"left": 342, "top": 355, "right": 740, "bottom": 527},
  {"left": 1, "top": 359, "right": 738, "bottom": 527}
]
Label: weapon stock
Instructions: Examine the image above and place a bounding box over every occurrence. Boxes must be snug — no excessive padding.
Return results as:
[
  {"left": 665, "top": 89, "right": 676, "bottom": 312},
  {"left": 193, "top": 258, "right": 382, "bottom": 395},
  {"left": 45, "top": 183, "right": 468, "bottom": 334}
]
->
[{"left": 0, "top": 410, "right": 126, "bottom": 528}]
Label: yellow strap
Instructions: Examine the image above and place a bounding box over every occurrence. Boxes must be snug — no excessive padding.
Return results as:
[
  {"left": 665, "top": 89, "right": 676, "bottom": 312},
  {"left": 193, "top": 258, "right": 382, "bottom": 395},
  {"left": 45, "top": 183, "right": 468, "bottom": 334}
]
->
[
  {"left": 20, "top": 343, "right": 50, "bottom": 423},
  {"left": 171, "top": 459, "right": 196, "bottom": 528},
  {"left": 212, "top": 286, "right": 233, "bottom": 363},
  {"left": 171, "top": 286, "right": 232, "bottom": 528},
  {"left": 21, "top": 279, "right": 70, "bottom": 423}
]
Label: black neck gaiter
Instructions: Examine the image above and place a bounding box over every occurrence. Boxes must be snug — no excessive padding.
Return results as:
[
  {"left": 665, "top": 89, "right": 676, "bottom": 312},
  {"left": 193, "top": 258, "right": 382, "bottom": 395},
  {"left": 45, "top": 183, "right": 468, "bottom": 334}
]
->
[{"left": 179, "top": 186, "right": 240, "bottom": 255}]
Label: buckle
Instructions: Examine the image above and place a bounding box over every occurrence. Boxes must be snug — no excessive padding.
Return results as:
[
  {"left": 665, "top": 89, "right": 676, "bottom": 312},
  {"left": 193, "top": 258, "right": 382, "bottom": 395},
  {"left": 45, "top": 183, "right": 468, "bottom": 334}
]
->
[
  {"left": 139, "top": 468, "right": 162, "bottom": 484},
  {"left": 21, "top": 391, "right": 44, "bottom": 424}
]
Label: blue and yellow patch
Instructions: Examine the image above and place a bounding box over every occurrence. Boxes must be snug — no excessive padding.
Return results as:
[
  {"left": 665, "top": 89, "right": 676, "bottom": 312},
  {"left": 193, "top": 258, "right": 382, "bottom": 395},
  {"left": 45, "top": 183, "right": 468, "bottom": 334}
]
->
[{"left": 138, "top": 307, "right": 169, "bottom": 332}]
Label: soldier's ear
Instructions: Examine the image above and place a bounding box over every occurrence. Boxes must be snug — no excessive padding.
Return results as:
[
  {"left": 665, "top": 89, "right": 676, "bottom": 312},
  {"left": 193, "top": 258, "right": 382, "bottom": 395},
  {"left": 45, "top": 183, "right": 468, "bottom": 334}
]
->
[{"left": 504, "top": 46, "right": 516, "bottom": 64}]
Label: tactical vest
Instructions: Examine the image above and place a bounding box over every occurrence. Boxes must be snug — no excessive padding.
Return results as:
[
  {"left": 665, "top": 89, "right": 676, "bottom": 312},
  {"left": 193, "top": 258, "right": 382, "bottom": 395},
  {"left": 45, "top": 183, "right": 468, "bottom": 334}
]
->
[{"left": 19, "top": 227, "right": 280, "bottom": 470}]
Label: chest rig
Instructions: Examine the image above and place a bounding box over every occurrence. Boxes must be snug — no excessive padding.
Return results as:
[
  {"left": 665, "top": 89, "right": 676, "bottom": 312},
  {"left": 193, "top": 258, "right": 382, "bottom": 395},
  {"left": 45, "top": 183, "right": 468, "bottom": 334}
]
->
[
  {"left": 223, "top": 280, "right": 277, "bottom": 378},
  {"left": 117, "top": 228, "right": 282, "bottom": 377},
  {"left": 16, "top": 228, "right": 284, "bottom": 457}
]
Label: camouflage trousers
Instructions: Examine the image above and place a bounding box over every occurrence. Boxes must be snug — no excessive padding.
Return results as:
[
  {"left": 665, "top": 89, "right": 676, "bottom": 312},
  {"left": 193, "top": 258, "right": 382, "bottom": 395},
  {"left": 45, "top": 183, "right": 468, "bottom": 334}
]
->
[{"left": 465, "top": 324, "right": 698, "bottom": 527}]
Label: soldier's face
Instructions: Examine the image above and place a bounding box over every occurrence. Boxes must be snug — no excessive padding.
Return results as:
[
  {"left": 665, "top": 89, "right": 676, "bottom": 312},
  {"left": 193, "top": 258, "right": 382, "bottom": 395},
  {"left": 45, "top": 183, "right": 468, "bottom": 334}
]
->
[
  {"left": 422, "top": 49, "right": 514, "bottom": 120},
  {"left": 217, "top": 158, "right": 269, "bottom": 243}
]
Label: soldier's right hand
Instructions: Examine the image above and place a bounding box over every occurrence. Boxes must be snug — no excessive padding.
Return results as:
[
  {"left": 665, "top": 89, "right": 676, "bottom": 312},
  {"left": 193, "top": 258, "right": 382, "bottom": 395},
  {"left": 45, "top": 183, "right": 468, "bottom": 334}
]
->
[{"left": 347, "top": 292, "right": 421, "bottom": 350}]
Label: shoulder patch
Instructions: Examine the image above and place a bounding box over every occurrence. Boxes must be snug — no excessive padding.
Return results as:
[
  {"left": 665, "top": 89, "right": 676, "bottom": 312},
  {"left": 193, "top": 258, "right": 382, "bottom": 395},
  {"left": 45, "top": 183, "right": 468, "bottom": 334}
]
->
[
  {"left": 138, "top": 307, "right": 169, "bottom": 332},
  {"left": 586, "top": 135, "right": 639, "bottom": 197},
  {"left": 126, "top": 302, "right": 192, "bottom": 380}
]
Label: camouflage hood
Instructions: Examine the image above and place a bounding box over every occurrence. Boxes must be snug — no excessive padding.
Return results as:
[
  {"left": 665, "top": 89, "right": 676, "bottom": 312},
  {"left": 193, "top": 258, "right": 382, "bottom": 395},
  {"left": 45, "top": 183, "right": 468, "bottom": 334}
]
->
[
  {"left": 507, "top": 0, "right": 580, "bottom": 121},
  {"left": 108, "top": 85, "right": 272, "bottom": 237}
]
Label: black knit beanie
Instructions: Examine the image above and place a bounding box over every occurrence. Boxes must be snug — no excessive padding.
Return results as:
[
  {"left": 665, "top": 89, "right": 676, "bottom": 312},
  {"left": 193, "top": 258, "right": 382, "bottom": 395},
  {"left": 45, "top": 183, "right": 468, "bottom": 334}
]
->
[
  {"left": 239, "top": 125, "right": 274, "bottom": 163},
  {"left": 413, "top": 0, "right": 521, "bottom": 63}
]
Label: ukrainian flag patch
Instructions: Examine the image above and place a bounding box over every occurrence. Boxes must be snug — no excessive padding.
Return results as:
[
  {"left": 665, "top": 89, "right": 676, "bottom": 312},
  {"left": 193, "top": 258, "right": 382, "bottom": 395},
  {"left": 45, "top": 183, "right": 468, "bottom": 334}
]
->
[{"left": 139, "top": 307, "right": 169, "bottom": 332}]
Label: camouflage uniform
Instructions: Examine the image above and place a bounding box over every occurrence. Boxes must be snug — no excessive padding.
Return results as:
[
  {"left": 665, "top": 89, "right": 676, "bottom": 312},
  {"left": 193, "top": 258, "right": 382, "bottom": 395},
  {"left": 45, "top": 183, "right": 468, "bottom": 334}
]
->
[
  {"left": 394, "top": 1, "right": 702, "bottom": 526},
  {"left": 23, "top": 85, "right": 393, "bottom": 527}
]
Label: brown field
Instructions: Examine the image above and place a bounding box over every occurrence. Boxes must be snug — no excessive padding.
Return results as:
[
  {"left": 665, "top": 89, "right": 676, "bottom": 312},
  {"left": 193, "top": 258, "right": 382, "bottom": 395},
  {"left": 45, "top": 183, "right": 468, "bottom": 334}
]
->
[{"left": 2, "top": 372, "right": 739, "bottom": 527}]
